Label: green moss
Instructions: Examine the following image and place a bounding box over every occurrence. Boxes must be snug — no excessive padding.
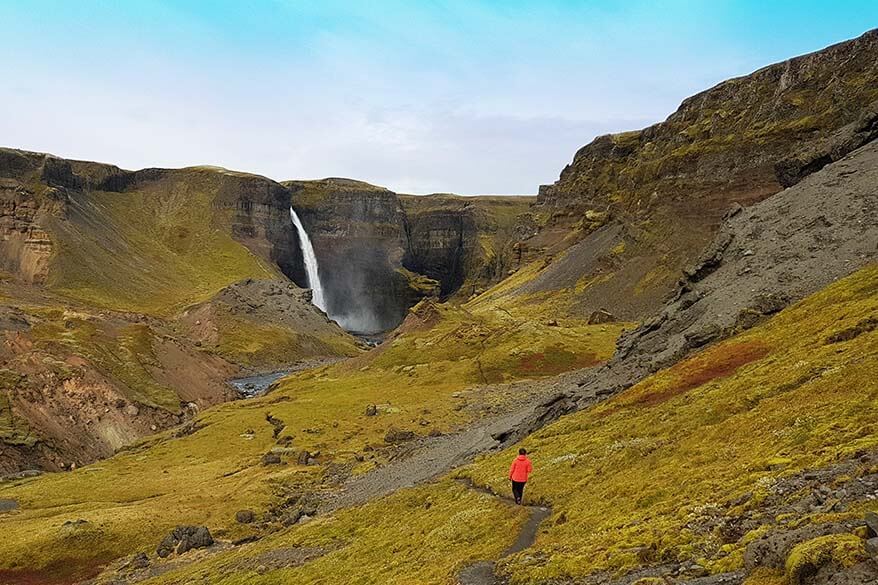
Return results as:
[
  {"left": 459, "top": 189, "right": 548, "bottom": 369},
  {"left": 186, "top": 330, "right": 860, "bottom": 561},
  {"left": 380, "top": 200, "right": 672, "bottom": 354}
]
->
[
  {"left": 46, "top": 178, "right": 276, "bottom": 316},
  {"left": 29, "top": 313, "right": 180, "bottom": 410},
  {"left": 462, "top": 266, "right": 878, "bottom": 583},
  {"left": 145, "top": 480, "right": 528, "bottom": 585},
  {"left": 785, "top": 534, "right": 866, "bottom": 583}
]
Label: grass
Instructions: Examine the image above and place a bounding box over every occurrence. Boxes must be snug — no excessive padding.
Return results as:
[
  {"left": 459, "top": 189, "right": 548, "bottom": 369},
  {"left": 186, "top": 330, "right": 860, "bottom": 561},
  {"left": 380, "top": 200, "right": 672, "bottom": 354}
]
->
[
  {"left": 46, "top": 171, "right": 277, "bottom": 316},
  {"left": 63, "top": 265, "right": 875, "bottom": 585},
  {"left": 461, "top": 265, "right": 878, "bottom": 583},
  {"left": 26, "top": 307, "right": 182, "bottom": 410},
  {"left": 142, "top": 480, "right": 529, "bottom": 585},
  {"left": 209, "top": 310, "right": 359, "bottom": 368},
  {"left": 0, "top": 295, "right": 624, "bottom": 582}
]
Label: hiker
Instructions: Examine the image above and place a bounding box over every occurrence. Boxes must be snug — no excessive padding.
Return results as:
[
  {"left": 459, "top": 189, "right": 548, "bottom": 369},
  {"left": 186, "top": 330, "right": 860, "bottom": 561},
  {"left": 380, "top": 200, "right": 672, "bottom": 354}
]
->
[{"left": 508, "top": 447, "right": 532, "bottom": 505}]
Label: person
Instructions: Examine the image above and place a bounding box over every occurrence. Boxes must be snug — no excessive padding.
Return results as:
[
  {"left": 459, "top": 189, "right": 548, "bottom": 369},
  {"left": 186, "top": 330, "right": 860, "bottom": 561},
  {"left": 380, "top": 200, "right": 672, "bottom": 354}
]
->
[{"left": 508, "top": 447, "right": 532, "bottom": 505}]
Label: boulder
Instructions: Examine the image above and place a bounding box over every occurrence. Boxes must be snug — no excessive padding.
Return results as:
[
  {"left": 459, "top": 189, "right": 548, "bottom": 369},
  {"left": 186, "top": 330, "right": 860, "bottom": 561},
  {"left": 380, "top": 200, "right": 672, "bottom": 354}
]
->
[
  {"left": 261, "top": 452, "right": 281, "bottom": 466},
  {"left": 684, "top": 323, "right": 722, "bottom": 349},
  {"left": 587, "top": 309, "right": 616, "bottom": 325},
  {"left": 364, "top": 404, "right": 378, "bottom": 416},
  {"left": 235, "top": 509, "right": 255, "bottom": 524},
  {"left": 384, "top": 428, "right": 416, "bottom": 444},
  {"left": 866, "top": 511, "right": 878, "bottom": 538},
  {"left": 156, "top": 525, "right": 213, "bottom": 558}
]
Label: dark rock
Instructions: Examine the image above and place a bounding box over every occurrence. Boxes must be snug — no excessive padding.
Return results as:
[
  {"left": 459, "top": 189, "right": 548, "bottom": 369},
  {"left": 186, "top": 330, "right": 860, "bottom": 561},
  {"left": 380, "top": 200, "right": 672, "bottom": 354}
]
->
[
  {"left": 235, "top": 509, "right": 255, "bottom": 524},
  {"left": 866, "top": 537, "right": 878, "bottom": 557},
  {"left": 587, "top": 308, "right": 616, "bottom": 325},
  {"left": 384, "top": 428, "right": 416, "bottom": 444},
  {"left": 156, "top": 525, "right": 213, "bottom": 558},
  {"left": 683, "top": 231, "right": 733, "bottom": 283},
  {"left": 296, "top": 450, "right": 311, "bottom": 465},
  {"left": 744, "top": 523, "right": 850, "bottom": 571},
  {"left": 866, "top": 511, "right": 878, "bottom": 538},
  {"left": 826, "top": 316, "right": 878, "bottom": 344},
  {"left": 261, "top": 452, "right": 282, "bottom": 466},
  {"left": 735, "top": 293, "right": 789, "bottom": 330},
  {"left": 684, "top": 323, "right": 722, "bottom": 349},
  {"left": 124, "top": 552, "right": 150, "bottom": 571},
  {"left": 364, "top": 404, "right": 378, "bottom": 416}
]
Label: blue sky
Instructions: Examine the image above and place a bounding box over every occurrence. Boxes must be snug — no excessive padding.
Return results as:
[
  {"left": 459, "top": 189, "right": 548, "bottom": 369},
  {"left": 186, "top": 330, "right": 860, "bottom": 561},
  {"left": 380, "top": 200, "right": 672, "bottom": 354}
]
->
[{"left": 1, "top": 1, "right": 876, "bottom": 194}]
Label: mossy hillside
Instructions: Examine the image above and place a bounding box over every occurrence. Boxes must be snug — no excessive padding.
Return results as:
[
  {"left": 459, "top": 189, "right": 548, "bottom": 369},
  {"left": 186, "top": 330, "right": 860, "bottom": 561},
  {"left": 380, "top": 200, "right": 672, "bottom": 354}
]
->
[
  {"left": 208, "top": 310, "right": 359, "bottom": 369},
  {"left": 46, "top": 173, "right": 277, "bottom": 315},
  {"left": 26, "top": 307, "right": 182, "bottom": 410},
  {"left": 0, "top": 369, "right": 35, "bottom": 446},
  {"left": 462, "top": 265, "right": 878, "bottom": 583},
  {"left": 359, "top": 300, "right": 628, "bottom": 385},
  {"left": 0, "top": 295, "right": 625, "bottom": 579},
  {"left": 547, "top": 31, "right": 878, "bottom": 221},
  {"left": 141, "top": 480, "right": 528, "bottom": 585}
]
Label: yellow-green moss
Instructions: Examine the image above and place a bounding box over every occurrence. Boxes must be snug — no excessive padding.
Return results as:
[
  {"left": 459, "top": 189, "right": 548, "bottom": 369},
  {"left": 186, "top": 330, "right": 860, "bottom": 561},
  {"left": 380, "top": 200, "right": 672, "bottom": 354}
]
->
[
  {"left": 785, "top": 534, "right": 866, "bottom": 584},
  {"left": 463, "top": 266, "right": 878, "bottom": 583},
  {"left": 46, "top": 180, "right": 276, "bottom": 316}
]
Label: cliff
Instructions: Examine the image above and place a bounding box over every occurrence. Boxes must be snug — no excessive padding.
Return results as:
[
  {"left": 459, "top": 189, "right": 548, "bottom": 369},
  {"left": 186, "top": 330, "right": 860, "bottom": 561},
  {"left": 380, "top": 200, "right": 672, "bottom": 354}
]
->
[
  {"left": 506, "top": 28, "right": 878, "bottom": 320},
  {"left": 285, "top": 178, "right": 533, "bottom": 331}
]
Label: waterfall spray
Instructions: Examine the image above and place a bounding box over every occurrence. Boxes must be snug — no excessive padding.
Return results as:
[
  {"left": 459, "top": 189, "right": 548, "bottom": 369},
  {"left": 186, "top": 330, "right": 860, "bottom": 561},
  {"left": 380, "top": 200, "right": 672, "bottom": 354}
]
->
[{"left": 289, "top": 207, "right": 327, "bottom": 312}]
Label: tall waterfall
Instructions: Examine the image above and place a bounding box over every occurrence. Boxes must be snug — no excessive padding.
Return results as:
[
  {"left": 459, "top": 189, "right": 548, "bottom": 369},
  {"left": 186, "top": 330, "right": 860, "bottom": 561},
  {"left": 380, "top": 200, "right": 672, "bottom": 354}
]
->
[{"left": 289, "top": 207, "right": 327, "bottom": 312}]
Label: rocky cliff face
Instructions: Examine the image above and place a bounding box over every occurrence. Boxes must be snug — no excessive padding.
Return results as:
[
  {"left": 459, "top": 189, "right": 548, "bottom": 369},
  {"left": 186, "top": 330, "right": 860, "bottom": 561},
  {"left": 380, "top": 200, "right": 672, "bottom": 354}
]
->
[
  {"left": 284, "top": 180, "right": 533, "bottom": 331},
  {"left": 399, "top": 194, "right": 532, "bottom": 299},
  {"left": 503, "top": 29, "right": 878, "bottom": 320},
  {"left": 284, "top": 179, "right": 418, "bottom": 333}
]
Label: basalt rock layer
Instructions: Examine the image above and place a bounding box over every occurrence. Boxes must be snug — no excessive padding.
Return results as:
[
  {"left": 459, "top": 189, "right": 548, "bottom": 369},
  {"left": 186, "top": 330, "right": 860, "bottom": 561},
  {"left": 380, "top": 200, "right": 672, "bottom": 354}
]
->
[{"left": 285, "top": 178, "right": 533, "bottom": 331}]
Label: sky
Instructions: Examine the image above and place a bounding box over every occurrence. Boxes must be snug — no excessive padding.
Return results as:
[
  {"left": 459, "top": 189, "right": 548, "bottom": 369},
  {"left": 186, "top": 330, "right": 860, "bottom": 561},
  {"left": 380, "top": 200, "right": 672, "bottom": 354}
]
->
[{"left": 1, "top": 1, "right": 876, "bottom": 194}]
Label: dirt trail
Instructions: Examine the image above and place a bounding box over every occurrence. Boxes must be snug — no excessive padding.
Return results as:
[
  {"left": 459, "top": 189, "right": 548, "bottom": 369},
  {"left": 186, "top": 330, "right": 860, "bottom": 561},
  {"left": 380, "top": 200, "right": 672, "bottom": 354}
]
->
[
  {"left": 455, "top": 479, "right": 551, "bottom": 585},
  {"left": 320, "top": 405, "right": 539, "bottom": 511}
]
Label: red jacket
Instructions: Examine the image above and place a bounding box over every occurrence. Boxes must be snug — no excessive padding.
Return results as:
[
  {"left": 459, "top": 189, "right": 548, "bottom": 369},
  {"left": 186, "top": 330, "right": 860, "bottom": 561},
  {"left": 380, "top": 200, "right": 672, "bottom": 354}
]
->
[{"left": 509, "top": 454, "right": 533, "bottom": 482}]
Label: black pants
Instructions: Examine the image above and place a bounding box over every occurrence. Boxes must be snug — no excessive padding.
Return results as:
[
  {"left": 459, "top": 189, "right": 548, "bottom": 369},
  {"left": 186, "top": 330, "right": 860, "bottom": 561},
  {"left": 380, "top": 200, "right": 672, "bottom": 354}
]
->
[{"left": 511, "top": 480, "right": 526, "bottom": 504}]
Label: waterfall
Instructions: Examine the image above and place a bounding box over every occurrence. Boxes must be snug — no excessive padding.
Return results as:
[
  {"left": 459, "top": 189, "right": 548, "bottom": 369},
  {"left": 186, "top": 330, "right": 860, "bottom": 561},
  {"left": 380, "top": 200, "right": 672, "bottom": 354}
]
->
[{"left": 289, "top": 207, "right": 327, "bottom": 312}]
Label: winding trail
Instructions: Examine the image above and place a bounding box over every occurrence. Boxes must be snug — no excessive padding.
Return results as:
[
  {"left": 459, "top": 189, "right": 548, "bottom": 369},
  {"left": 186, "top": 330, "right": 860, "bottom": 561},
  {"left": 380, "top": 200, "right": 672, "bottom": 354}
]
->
[{"left": 456, "top": 479, "right": 551, "bottom": 585}]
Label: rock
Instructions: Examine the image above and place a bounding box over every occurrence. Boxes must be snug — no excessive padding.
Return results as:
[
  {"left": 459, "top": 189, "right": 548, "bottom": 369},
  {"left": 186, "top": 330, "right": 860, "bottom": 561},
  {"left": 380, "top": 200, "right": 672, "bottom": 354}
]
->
[
  {"left": 384, "top": 427, "right": 416, "bottom": 444},
  {"left": 235, "top": 509, "right": 255, "bottom": 524},
  {"left": 587, "top": 308, "right": 616, "bottom": 325},
  {"left": 123, "top": 404, "right": 139, "bottom": 417},
  {"left": 261, "top": 452, "right": 281, "bottom": 466},
  {"left": 866, "top": 511, "right": 878, "bottom": 537},
  {"left": 364, "top": 404, "right": 378, "bottom": 416},
  {"left": 124, "top": 552, "right": 150, "bottom": 571},
  {"left": 156, "top": 525, "right": 213, "bottom": 558},
  {"left": 684, "top": 323, "right": 722, "bottom": 349},
  {"left": 744, "top": 523, "right": 850, "bottom": 571},
  {"left": 866, "top": 537, "right": 878, "bottom": 557},
  {"left": 296, "top": 450, "right": 311, "bottom": 465}
]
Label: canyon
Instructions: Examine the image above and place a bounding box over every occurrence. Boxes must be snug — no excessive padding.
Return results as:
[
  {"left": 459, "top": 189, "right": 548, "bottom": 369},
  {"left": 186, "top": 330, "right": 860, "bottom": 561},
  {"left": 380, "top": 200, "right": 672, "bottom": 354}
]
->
[{"left": 0, "top": 27, "right": 877, "bottom": 585}]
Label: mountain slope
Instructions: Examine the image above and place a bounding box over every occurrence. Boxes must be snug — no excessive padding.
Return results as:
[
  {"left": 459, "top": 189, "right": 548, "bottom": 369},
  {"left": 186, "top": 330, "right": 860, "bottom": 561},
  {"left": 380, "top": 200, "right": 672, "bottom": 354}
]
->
[
  {"left": 502, "top": 29, "right": 878, "bottom": 321},
  {"left": 0, "top": 150, "right": 360, "bottom": 473}
]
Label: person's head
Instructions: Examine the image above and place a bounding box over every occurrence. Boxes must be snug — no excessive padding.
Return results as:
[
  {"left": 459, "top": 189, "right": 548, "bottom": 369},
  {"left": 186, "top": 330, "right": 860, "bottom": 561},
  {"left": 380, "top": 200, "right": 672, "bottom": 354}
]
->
[{"left": 519, "top": 448, "right": 527, "bottom": 456}]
